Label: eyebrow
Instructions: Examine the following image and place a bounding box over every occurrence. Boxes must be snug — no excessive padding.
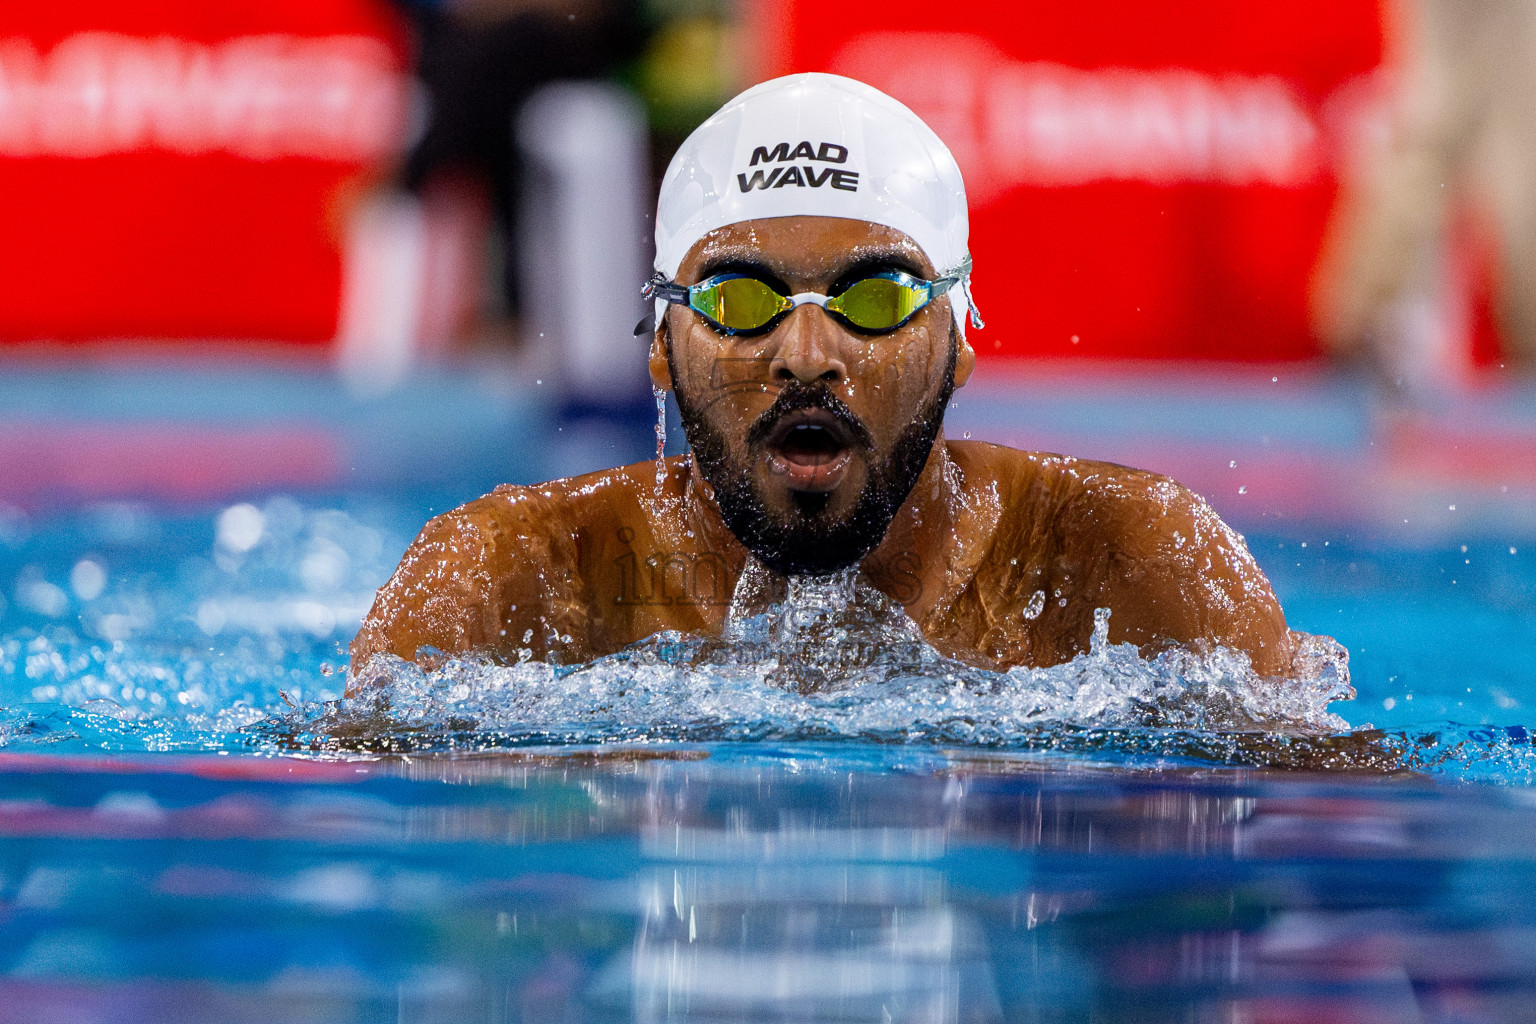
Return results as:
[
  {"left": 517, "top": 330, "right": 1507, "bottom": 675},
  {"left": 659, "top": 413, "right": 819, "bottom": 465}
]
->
[
  {"left": 829, "top": 252, "right": 928, "bottom": 291},
  {"left": 693, "top": 257, "right": 790, "bottom": 294},
  {"left": 693, "top": 246, "right": 928, "bottom": 290}
]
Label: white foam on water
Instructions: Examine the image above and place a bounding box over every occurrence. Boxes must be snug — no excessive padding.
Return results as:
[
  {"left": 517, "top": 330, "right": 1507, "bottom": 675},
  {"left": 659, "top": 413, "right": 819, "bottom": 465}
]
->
[{"left": 307, "top": 565, "right": 1356, "bottom": 757}]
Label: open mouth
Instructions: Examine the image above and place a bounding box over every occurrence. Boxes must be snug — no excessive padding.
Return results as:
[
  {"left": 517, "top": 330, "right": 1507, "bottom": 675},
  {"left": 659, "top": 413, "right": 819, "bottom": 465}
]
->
[{"left": 762, "top": 409, "right": 857, "bottom": 493}]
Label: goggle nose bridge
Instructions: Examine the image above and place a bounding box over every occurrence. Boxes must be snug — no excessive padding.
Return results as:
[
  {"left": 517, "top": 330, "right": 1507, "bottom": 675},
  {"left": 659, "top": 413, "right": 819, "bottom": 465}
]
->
[{"left": 783, "top": 291, "right": 832, "bottom": 311}]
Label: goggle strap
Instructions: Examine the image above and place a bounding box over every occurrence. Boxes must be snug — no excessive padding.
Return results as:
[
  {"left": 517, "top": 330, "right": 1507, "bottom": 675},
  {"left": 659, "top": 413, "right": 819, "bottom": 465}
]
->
[{"left": 655, "top": 282, "right": 691, "bottom": 305}]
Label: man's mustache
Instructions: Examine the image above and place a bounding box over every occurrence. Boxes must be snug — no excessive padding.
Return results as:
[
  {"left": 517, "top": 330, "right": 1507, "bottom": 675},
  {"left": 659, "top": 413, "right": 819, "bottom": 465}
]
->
[{"left": 744, "top": 382, "right": 874, "bottom": 451}]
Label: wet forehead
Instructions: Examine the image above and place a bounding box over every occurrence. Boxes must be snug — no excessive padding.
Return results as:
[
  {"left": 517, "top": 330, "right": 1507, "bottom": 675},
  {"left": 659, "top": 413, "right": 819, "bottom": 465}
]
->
[{"left": 677, "top": 216, "right": 936, "bottom": 285}]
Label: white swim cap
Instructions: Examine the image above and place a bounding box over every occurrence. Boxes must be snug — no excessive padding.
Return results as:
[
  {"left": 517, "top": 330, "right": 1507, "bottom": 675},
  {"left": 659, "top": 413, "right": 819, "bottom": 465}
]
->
[{"left": 652, "top": 72, "right": 980, "bottom": 333}]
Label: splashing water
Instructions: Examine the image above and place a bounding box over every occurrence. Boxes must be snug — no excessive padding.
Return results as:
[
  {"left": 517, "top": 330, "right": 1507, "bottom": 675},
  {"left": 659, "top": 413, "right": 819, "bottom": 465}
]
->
[
  {"left": 653, "top": 385, "right": 668, "bottom": 496},
  {"left": 3, "top": 560, "right": 1531, "bottom": 778},
  {"left": 252, "top": 564, "right": 1414, "bottom": 771}
]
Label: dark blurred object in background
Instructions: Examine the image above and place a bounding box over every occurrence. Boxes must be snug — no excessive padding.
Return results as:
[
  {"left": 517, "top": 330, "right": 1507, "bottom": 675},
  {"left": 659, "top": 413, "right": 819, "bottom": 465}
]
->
[
  {"left": 1316, "top": 0, "right": 1536, "bottom": 388},
  {"left": 628, "top": 0, "right": 735, "bottom": 155},
  {"left": 391, "top": 0, "right": 645, "bottom": 325}
]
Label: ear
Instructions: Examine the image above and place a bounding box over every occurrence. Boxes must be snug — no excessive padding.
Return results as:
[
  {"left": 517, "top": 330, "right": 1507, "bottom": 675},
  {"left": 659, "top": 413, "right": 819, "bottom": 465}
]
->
[
  {"left": 648, "top": 315, "right": 673, "bottom": 392},
  {"left": 952, "top": 321, "right": 976, "bottom": 390}
]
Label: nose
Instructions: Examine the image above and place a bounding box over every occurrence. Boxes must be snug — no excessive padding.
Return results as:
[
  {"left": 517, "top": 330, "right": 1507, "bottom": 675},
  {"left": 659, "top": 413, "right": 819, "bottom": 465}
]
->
[{"left": 767, "top": 304, "right": 846, "bottom": 385}]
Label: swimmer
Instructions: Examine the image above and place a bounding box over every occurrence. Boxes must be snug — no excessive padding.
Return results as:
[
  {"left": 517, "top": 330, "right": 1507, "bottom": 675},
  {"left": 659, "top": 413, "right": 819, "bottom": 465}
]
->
[{"left": 350, "top": 73, "right": 1302, "bottom": 687}]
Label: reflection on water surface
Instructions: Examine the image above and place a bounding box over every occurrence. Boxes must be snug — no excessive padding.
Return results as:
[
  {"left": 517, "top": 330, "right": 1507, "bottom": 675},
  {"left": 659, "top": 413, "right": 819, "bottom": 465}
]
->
[{"left": 0, "top": 747, "right": 1532, "bottom": 1023}]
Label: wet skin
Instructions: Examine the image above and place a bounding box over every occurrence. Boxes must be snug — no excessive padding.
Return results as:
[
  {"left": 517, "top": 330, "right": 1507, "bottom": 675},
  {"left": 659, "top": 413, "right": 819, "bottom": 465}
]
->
[{"left": 350, "top": 217, "right": 1298, "bottom": 688}]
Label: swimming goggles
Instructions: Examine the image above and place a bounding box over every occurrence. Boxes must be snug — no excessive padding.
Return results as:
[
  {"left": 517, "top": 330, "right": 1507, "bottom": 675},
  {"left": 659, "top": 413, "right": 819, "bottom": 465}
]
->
[{"left": 643, "top": 259, "right": 972, "bottom": 337}]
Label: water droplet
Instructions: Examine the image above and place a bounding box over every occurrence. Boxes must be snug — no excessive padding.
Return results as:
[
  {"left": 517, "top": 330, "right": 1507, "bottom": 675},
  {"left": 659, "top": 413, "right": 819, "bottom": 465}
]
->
[
  {"left": 653, "top": 385, "right": 669, "bottom": 497},
  {"left": 1089, "top": 606, "right": 1110, "bottom": 650}
]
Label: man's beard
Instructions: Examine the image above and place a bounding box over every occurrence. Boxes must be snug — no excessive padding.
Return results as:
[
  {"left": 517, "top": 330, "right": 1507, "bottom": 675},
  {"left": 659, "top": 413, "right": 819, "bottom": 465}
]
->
[{"left": 671, "top": 338, "right": 957, "bottom": 577}]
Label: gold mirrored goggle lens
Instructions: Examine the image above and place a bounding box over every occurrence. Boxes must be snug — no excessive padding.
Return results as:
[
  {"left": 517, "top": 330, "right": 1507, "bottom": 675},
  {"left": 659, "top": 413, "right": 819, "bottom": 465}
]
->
[
  {"left": 692, "top": 276, "right": 792, "bottom": 332},
  {"left": 826, "top": 276, "right": 931, "bottom": 330},
  {"left": 688, "top": 273, "right": 935, "bottom": 334}
]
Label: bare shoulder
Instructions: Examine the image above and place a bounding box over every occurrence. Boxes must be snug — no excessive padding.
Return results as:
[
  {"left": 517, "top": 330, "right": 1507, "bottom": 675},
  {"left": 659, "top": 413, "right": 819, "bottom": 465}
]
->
[
  {"left": 949, "top": 440, "right": 1293, "bottom": 675},
  {"left": 426, "top": 484, "right": 556, "bottom": 548},
  {"left": 348, "top": 479, "right": 591, "bottom": 682},
  {"left": 406, "top": 459, "right": 655, "bottom": 556},
  {"left": 394, "top": 482, "right": 577, "bottom": 581},
  {"left": 1062, "top": 460, "right": 1292, "bottom": 674},
  {"left": 949, "top": 439, "right": 1233, "bottom": 550},
  {"left": 348, "top": 486, "right": 564, "bottom": 678},
  {"left": 1049, "top": 456, "right": 1228, "bottom": 548},
  {"left": 347, "top": 460, "right": 686, "bottom": 684},
  {"left": 1051, "top": 461, "right": 1265, "bottom": 602},
  {"left": 947, "top": 439, "right": 1186, "bottom": 524}
]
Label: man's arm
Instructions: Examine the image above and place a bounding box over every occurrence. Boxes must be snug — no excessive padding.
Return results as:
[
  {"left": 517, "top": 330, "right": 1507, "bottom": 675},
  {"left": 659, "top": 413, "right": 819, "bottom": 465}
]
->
[
  {"left": 348, "top": 487, "right": 589, "bottom": 690},
  {"left": 1065, "top": 472, "right": 1295, "bottom": 676}
]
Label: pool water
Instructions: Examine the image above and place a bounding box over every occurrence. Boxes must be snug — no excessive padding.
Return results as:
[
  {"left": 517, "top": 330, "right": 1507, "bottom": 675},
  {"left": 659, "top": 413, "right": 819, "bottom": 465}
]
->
[
  {"left": 0, "top": 487, "right": 1531, "bottom": 1022},
  {"left": 2, "top": 364, "right": 1535, "bottom": 1022},
  {"left": 1, "top": 486, "right": 1531, "bottom": 775},
  {"left": 3, "top": 746, "right": 1536, "bottom": 1023}
]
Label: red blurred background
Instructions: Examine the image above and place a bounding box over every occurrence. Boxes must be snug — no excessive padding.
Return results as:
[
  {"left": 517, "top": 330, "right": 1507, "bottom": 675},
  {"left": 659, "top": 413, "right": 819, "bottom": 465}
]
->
[
  {"left": 751, "top": 0, "right": 1386, "bottom": 361},
  {"left": 0, "top": 0, "right": 1503, "bottom": 366},
  {"left": 0, "top": 0, "right": 408, "bottom": 347}
]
